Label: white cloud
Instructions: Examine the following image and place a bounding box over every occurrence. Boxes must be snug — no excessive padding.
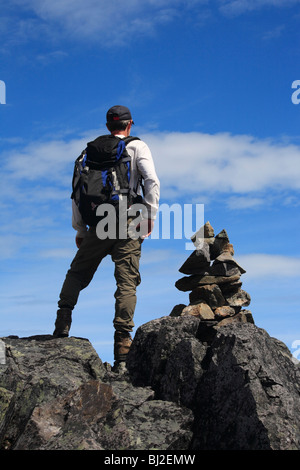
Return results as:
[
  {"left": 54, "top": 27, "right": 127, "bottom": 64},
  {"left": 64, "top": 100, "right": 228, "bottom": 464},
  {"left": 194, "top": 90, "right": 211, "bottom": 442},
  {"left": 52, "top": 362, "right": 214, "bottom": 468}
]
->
[
  {"left": 236, "top": 254, "right": 300, "bottom": 279},
  {"left": 5, "top": 133, "right": 99, "bottom": 182},
  {"left": 1, "top": 129, "right": 299, "bottom": 263},
  {"left": 3, "top": 130, "right": 300, "bottom": 205},
  {"left": 141, "top": 249, "right": 300, "bottom": 281},
  {"left": 6, "top": 136, "right": 87, "bottom": 182},
  {"left": 142, "top": 131, "right": 300, "bottom": 198},
  {"left": 226, "top": 196, "right": 266, "bottom": 209}
]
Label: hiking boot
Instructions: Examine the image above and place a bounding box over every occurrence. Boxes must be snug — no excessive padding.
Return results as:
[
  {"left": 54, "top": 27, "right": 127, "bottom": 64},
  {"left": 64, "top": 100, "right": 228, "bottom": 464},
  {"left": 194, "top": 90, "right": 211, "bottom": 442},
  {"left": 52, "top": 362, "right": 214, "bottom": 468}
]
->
[
  {"left": 53, "top": 309, "right": 72, "bottom": 337},
  {"left": 114, "top": 331, "right": 132, "bottom": 362}
]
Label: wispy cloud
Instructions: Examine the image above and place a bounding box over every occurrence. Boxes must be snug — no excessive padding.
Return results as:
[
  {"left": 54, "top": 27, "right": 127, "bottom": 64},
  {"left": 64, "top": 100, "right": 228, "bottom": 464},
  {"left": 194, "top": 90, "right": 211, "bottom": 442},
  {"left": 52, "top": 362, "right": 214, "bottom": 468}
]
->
[
  {"left": 143, "top": 131, "right": 300, "bottom": 199},
  {"left": 218, "top": 0, "right": 300, "bottom": 16},
  {"left": 4, "top": 130, "right": 97, "bottom": 184},
  {"left": 40, "top": 248, "right": 75, "bottom": 259},
  {"left": 226, "top": 196, "right": 266, "bottom": 209},
  {"left": 35, "top": 50, "right": 68, "bottom": 66},
  {"left": 0, "top": 235, "right": 26, "bottom": 259},
  {"left": 236, "top": 254, "right": 300, "bottom": 279},
  {"left": 1, "top": 128, "right": 299, "bottom": 263},
  {"left": 2, "top": 0, "right": 205, "bottom": 48},
  {"left": 3, "top": 130, "right": 300, "bottom": 206},
  {"left": 262, "top": 24, "right": 285, "bottom": 41},
  {"left": 2, "top": 0, "right": 298, "bottom": 51}
]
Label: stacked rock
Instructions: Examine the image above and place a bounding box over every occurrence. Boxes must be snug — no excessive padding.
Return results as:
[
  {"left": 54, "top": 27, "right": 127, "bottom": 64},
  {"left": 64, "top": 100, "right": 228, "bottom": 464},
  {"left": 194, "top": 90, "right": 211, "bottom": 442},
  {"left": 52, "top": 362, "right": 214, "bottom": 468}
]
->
[{"left": 172, "top": 222, "right": 254, "bottom": 327}]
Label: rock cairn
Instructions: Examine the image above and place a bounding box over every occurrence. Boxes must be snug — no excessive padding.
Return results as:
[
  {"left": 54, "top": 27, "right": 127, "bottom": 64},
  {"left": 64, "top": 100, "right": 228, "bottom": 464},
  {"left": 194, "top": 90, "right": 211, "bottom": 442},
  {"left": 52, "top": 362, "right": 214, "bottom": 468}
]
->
[{"left": 171, "top": 222, "right": 254, "bottom": 327}]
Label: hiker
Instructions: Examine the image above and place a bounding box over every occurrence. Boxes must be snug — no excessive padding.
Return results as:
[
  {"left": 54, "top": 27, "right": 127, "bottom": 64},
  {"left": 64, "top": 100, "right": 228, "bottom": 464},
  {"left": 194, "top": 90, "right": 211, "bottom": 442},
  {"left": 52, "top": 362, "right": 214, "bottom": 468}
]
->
[{"left": 53, "top": 105, "right": 160, "bottom": 370}]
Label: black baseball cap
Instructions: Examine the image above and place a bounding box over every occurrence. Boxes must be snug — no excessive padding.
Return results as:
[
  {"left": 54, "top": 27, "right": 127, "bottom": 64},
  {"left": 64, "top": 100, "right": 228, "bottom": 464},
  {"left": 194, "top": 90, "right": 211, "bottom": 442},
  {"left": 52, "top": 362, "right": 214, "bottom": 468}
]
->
[{"left": 106, "top": 105, "right": 134, "bottom": 124}]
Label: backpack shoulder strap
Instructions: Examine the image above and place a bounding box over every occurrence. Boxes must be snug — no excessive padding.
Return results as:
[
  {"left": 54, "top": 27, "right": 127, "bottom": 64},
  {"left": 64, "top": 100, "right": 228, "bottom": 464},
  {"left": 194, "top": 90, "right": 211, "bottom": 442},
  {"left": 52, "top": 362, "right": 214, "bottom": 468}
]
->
[
  {"left": 122, "top": 136, "right": 145, "bottom": 196},
  {"left": 115, "top": 136, "right": 140, "bottom": 162}
]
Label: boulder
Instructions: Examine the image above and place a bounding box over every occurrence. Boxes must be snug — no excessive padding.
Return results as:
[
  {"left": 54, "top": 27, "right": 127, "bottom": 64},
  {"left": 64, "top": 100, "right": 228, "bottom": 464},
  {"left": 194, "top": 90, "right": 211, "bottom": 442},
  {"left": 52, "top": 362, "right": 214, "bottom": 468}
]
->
[
  {"left": 189, "top": 284, "right": 226, "bottom": 308},
  {"left": 127, "top": 317, "right": 300, "bottom": 450},
  {"left": 191, "top": 322, "right": 300, "bottom": 450},
  {"left": 1, "top": 316, "right": 300, "bottom": 450},
  {"left": 181, "top": 302, "right": 215, "bottom": 320},
  {"left": 0, "top": 334, "right": 193, "bottom": 450}
]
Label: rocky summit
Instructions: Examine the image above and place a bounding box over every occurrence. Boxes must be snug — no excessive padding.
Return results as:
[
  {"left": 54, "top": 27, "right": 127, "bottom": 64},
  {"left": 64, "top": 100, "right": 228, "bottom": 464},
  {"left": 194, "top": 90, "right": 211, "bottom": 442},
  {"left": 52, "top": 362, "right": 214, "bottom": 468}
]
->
[{"left": 1, "top": 223, "right": 300, "bottom": 451}]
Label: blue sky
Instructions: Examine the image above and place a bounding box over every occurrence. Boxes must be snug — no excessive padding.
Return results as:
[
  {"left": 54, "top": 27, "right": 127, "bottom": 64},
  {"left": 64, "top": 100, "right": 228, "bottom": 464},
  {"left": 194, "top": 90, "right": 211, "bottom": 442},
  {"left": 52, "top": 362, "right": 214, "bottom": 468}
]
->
[{"left": 1, "top": 0, "right": 300, "bottom": 364}]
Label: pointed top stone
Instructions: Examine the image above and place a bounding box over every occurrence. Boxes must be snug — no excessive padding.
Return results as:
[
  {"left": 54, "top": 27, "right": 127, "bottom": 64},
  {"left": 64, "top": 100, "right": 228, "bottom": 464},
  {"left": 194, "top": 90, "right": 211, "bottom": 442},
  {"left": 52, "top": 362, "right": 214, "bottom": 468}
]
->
[
  {"left": 213, "top": 252, "right": 245, "bottom": 273},
  {"left": 215, "top": 229, "right": 229, "bottom": 240},
  {"left": 191, "top": 222, "right": 214, "bottom": 246},
  {"left": 178, "top": 245, "right": 210, "bottom": 274},
  {"left": 203, "top": 222, "right": 214, "bottom": 238}
]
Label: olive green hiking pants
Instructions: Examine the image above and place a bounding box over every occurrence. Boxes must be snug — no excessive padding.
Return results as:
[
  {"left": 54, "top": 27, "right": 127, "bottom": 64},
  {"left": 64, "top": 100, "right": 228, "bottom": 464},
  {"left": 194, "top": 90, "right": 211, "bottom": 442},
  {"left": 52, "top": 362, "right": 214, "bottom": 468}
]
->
[{"left": 57, "top": 227, "right": 143, "bottom": 333}]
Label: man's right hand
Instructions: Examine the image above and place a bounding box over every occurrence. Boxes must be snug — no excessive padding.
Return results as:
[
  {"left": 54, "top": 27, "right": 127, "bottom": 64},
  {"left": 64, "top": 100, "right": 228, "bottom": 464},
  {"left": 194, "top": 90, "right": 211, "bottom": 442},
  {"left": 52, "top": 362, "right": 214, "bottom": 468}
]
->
[{"left": 138, "top": 219, "right": 154, "bottom": 239}]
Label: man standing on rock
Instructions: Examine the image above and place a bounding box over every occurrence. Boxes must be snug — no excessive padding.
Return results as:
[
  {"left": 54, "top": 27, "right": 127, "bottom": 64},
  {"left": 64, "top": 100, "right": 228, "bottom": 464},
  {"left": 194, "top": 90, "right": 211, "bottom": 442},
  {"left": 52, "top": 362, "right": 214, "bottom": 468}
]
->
[{"left": 53, "top": 105, "right": 160, "bottom": 371}]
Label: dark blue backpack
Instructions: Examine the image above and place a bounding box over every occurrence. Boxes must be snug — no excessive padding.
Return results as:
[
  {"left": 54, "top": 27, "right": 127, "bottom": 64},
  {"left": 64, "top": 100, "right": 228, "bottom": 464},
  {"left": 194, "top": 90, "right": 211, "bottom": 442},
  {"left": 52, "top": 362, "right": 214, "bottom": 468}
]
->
[{"left": 71, "top": 134, "right": 141, "bottom": 226}]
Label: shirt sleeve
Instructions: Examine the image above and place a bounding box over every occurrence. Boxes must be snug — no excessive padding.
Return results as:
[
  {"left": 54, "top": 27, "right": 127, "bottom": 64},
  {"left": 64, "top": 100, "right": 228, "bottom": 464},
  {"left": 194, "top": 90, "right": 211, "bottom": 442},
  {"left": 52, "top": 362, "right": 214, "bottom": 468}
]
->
[{"left": 132, "top": 141, "right": 160, "bottom": 220}]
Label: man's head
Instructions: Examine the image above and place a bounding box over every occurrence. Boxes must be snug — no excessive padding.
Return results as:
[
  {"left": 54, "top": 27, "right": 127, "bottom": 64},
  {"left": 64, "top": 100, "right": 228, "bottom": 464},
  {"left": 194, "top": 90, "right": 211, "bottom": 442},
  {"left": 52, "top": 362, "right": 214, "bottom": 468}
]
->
[{"left": 106, "top": 105, "right": 134, "bottom": 135}]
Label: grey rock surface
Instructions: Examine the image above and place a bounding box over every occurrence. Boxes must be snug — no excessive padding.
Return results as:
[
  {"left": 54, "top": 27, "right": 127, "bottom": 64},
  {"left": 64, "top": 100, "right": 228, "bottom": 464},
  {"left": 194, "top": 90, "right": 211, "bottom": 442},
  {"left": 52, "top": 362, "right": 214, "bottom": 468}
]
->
[
  {"left": 0, "top": 333, "right": 193, "bottom": 450},
  {"left": 1, "top": 317, "right": 300, "bottom": 450}
]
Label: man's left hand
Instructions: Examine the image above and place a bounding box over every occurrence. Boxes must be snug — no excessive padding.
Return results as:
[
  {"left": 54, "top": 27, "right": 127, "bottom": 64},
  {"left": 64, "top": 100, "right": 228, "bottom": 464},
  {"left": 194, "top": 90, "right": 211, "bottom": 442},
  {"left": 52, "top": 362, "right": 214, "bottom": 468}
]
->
[{"left": 138, "top": 219, "right": 154, "bottom": 239}]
